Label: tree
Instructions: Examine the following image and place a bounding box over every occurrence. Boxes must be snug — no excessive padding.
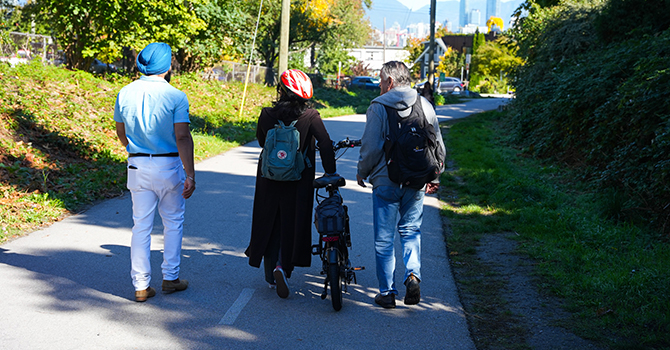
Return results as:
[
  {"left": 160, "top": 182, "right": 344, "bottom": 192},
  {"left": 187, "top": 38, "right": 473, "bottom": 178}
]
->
[
  {"left": 242, "top": 0, "right": 371, "bottom": 85},
  {"left": 313, "top": 0, "right": 370, "bottom": 76},
  {"left": 436, "top": 47, "right": 465, "bottom": 77},
  {"left": 404, "top": 37, "right": 425, "bottom": 79},
  {"left": 471, "top": 39, "right": 523, "bottom": 78},
  {"left": 468, "top": 37, "right": 522, "bottom": 91},
  {"left": 314, "top": 41, "right": 357, "bottom": 76},
  {"left": 350, "top": 61, "right": 371, "bottom": 76},
  {"left": 175, "top": 0, "right": 250, "bottom": 72},
  {"left": 25, "top": 0, "right": 205, "bottom": 71},
  {"left": 472, "top": 29, "right": 486, "bottom": 55},
  {"left": 486, "top": 16, "right": 504, "bottom": 32}
]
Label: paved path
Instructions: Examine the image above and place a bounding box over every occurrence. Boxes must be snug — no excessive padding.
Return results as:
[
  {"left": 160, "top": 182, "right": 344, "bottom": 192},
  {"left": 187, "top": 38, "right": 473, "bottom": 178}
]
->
[{"left": 0, "top": 97, "right": 508, "bottom": 349}]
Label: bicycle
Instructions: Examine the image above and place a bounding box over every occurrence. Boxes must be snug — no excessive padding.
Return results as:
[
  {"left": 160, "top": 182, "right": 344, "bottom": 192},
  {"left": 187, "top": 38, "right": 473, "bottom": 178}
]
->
[{"left": 311, "top": 138, "right": 363, "bottom": 311}]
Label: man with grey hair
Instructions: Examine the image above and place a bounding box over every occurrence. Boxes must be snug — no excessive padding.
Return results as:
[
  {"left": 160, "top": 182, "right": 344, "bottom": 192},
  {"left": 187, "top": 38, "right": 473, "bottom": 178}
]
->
[{"left": 356, "top": 61, "right": 445, "bottom": 308}]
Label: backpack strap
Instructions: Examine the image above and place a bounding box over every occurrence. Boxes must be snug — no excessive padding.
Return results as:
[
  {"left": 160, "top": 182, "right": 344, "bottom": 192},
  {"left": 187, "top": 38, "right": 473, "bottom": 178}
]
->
[
  {"left": 286, "top": 118, "right": 311, "bottom": 168},
  {"left": 380, "top": 98, "right": 422, "bottom": 140}
]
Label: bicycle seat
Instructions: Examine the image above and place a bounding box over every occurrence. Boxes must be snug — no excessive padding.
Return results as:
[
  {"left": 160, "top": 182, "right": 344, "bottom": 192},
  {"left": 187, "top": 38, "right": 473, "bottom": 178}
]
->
[{"left": 313, "top": 175, "right": 346, "bottom": 189}]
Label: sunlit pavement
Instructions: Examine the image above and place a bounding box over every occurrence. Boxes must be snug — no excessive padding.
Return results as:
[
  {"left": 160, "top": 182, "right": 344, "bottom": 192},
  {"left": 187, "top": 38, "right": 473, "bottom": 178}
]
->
[{"left": 0, "top": 97, "right": 507, "bottom": 349}]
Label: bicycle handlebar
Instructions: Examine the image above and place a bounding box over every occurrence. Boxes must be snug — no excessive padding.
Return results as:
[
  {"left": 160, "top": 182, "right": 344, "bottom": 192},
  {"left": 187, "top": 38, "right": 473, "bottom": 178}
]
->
[{"left": 334, "top": 138, "right": 361, "bottom": 150}]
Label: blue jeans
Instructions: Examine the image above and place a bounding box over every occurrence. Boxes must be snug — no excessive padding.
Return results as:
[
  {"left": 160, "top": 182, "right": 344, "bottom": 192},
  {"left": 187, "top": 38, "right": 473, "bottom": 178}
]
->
[{"left": 372, "top": 185, "right": 424, "bottom": 295}]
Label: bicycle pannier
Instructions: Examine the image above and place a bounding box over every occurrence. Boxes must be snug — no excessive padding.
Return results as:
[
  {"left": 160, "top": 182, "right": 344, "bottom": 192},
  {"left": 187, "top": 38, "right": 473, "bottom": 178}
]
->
[{"left": 314, "top": 192, "right": 346, "bottom": 234}]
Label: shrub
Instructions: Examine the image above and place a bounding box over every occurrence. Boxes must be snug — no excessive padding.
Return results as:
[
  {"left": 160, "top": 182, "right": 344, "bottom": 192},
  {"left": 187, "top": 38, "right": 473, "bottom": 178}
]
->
[
  {"left": 510, "top": 0, "right": 670, "bottom": 233},
  {"left": 434, "top": 93, "right": 446, "bottom": 106}
]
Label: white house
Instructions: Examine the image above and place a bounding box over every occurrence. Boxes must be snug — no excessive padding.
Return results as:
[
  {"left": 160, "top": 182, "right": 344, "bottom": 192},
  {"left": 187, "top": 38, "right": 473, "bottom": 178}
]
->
[{"left": 349, "top": 46, "right": 410, "bottom": 76}]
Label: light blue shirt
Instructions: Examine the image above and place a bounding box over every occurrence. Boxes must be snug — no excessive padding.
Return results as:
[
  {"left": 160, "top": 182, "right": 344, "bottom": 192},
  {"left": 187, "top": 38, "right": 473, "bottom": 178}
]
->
[{"left": 114, "top": 75, "right": 190, "bottom": 154}]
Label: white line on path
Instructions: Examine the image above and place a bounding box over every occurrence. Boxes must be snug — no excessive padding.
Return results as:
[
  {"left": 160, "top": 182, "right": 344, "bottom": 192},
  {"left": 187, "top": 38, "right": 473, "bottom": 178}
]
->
[{"left": 219, "top": 288, "right": 255, "bottom": 325}]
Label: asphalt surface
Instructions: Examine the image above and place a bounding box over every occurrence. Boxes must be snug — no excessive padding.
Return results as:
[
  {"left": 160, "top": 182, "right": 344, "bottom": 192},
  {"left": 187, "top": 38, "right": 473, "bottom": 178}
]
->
[{"left": 0, "top": 97, "right": 509, "bottom": 349}]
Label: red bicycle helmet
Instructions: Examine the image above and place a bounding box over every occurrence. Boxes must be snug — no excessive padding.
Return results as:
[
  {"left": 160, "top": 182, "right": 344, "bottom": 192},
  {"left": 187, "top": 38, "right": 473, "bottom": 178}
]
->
[{"left": 280, "top": 69, "right": 313, "bottom": 100}]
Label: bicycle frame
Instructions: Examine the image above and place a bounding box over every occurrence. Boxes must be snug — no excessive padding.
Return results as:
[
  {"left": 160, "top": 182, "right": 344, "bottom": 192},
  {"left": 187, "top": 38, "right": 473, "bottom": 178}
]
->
[{"left": 311, "top": 138, "right": 362, "bottom": 311}]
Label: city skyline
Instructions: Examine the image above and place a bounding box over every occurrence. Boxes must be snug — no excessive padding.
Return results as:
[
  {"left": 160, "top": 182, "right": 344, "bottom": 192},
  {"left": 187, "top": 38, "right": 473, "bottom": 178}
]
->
[
  {"left": 366, "top": 0, "right": 523, "bottom": 33},
  {"left": 394, "top": 0, "right": 516, "bottom": 11}
]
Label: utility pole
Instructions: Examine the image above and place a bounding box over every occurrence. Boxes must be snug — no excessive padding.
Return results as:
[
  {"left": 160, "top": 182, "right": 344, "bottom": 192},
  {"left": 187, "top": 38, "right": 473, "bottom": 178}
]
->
[
  {"left": 278, "top": 0, "right": 290, "bottom": 79},
  {"left": 428, "top": 0, "right": 436, "bottom": 86},
  {"left": 383, "top": 17, "right": 387, "bottom": 64}
]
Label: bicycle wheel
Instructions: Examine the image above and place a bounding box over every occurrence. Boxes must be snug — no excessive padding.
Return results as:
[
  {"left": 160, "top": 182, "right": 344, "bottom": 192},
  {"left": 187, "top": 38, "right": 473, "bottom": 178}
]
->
[{"left": 328, "top": 248, "right": 343, "bottom": 311}]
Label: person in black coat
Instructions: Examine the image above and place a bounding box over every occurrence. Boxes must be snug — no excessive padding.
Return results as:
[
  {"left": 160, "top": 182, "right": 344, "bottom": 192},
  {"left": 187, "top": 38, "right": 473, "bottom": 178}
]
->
[
  {"left": 421, "top": 79, "right": 435, "bottom": 107},
  {"left": 245, "top": 69, "right": 337, "bottom": 298}
]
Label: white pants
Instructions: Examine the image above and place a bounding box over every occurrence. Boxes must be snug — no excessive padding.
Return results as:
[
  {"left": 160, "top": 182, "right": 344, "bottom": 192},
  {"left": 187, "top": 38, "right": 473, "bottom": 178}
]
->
[{"left": 127, "top": 156, "right": 186, "bottom": 291}]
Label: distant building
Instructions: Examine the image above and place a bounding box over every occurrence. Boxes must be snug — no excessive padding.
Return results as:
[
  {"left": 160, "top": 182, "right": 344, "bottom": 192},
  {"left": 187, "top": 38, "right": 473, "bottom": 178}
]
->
[
  {"left": 486, "top": 0, "right": 501, "bottom": 21},
  {"left": 349, "top": 46, "right": 410, "bottom": 75},
  {"left": 444, "top": 19, "right": 453, "bottom": 32},
  {"left": 371, "top": 26, "right": 411, "bottom": 48},
  {"left": 462, "top": 24, "right": 489, "bottom": 34},
  {"left": 470, "top": 9, "right": 481, "bottom": 26},
  {"left": 459, "top": 0, "right": 469, "bottom": 28},
  {"left": 408, "top": 23, "right": 430, "bottom": 39}
]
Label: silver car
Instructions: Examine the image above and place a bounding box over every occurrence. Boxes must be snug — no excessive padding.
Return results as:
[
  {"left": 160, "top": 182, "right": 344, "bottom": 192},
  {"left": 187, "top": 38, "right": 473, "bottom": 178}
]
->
[
  {"left": 415, "top": 77, "right": 465, "bottom": 94},
  {"left": 436, "top": 77, "right": 465, "bottom": 93}
]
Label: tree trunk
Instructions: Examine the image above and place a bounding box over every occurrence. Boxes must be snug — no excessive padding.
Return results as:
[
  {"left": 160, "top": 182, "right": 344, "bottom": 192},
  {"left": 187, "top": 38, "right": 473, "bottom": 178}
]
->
[
  {"left": 64, "top": 21, "right": 93, "bottom": 71},
  {"left": 175, "top": 48, "right": 198, "bottom": 73},
  {"left": 264, "top": 52, "right": 277, "bottom": 86}
]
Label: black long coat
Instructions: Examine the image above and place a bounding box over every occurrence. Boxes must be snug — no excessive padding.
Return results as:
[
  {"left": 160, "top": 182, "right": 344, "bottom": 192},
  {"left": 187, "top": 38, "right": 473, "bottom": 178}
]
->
[{"left": 245, "top": 107, "right": 336, "bottom": 273}]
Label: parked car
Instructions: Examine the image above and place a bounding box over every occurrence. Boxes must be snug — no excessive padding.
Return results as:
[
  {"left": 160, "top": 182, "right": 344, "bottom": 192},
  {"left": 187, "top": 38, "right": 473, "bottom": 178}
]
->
[
  {"left": 437, "top": 77, "right": 465, "bottom": 93},
  {"left": 416, "top": 77, "right": 465, "bottom": 94},
  {"left": 348, "top": 76, "right": 380, "bottom": 90},
  {"left": 90, "top": 59, "right": 118, "bottom": 74}
]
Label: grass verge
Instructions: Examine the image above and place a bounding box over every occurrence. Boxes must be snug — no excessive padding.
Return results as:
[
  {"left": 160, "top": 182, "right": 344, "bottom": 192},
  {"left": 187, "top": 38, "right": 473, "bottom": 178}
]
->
[
  {"left": 0, "top": 62, "right": 375, "bottom": 242},
  {"left": 312, "top": 87, "right": 380, "bottom": 117},
  {"left": 441, "top": 111, "right": 670, "bottom": 349}
]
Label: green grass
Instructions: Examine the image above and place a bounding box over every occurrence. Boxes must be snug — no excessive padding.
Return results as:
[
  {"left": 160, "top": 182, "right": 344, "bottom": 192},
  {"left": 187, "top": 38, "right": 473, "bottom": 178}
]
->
[
  {"left": 0, "top": 62, "right": 375, "bottom": 242},
  {"left": 313, "top": 87, "right": 379, "bottom": 117},
  {"left": 442, "top": 111, "right": 670, "bottom": 349}
]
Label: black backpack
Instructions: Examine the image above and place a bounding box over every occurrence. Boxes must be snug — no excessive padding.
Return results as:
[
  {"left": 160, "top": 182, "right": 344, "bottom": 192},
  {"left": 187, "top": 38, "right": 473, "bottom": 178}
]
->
[
  {"left": 382, "top": 97, "right": 445, "bottom": 190},
  {"left": 314, "top": 192, "right": 347, "bottom": 235}
]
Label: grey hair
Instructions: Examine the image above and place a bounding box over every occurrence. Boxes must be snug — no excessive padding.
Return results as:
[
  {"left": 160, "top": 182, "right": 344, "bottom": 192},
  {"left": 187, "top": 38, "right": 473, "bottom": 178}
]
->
[{"left": 380, "top": 61, "right": 411, "bottom": 87}]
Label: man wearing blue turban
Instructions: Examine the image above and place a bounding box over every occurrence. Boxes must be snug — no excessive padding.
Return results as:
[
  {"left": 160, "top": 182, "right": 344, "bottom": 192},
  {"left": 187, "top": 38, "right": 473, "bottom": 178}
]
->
[
  {"left": 136, "top": 42, "right": 173, "bottom": 76},
  {"left": 114, "top": 42, "right": 196, "bottom": 302}
]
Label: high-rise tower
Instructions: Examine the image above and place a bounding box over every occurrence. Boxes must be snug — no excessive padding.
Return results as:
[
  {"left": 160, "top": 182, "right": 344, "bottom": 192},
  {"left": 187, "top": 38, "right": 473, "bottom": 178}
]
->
[
  {"left": 460, "top": 0, "right": 469, "bottom": 28},
  {"left": 470, "top": 9, "right": 481, "bottom": 26},
  {"left": 486, "top": 0, "right": 501, "bottom": 21}
]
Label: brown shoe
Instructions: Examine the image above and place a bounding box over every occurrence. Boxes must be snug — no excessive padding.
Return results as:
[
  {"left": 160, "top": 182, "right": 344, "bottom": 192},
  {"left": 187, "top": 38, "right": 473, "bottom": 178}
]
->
[
  {"left": 162, "top": 278, "right": 189, "bottom": 293},
  {"left": 135, "top": 287, "right": 156, "bottom": 302}
]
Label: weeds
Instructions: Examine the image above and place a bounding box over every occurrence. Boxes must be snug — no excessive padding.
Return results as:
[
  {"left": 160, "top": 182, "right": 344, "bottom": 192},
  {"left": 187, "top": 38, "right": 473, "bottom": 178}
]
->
[
  {"left": 0, "top": 63, "right": 376, "bottom": 242},
  {"left": 443, "top": 111, "right": 670, "bottom": 348}
]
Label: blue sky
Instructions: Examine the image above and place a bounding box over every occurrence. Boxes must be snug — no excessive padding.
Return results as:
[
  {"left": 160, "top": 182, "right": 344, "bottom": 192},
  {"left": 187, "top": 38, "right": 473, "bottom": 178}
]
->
[
  {"left": 366, "top": 0, "right": 524, "bottom": 30},
  {"left": 395, "top": 0, "right": 519, "bottom": 10}
]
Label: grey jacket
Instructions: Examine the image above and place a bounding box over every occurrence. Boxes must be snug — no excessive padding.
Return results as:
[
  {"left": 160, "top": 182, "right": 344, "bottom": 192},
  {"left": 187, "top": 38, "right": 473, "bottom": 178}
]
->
[{"left": 357, "top": 85, "right": 446, "bottom": 188}]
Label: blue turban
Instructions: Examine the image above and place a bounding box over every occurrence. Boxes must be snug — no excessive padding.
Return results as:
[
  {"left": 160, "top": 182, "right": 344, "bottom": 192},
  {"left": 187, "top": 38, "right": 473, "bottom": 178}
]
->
[{"left": 136, "top": 42, "right": 172, "bottom": 76}]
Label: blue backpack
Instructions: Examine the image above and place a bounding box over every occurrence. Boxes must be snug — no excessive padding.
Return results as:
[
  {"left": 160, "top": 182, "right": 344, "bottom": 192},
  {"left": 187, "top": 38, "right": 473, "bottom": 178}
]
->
[{"left": 260, "top": 120, "right": 309, "bottom": 181}]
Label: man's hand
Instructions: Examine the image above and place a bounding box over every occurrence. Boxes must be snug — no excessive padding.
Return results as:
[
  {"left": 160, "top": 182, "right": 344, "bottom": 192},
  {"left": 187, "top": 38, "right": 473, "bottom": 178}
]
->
[
  {"left": 356, "top": 174, "right": 367, "bottom": 188},
  {"left": 183, "top": 176, "right": 196, "bottom": 199},
  {"left": 426, "top": 183, "right": 439, "bottom": 194}
]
